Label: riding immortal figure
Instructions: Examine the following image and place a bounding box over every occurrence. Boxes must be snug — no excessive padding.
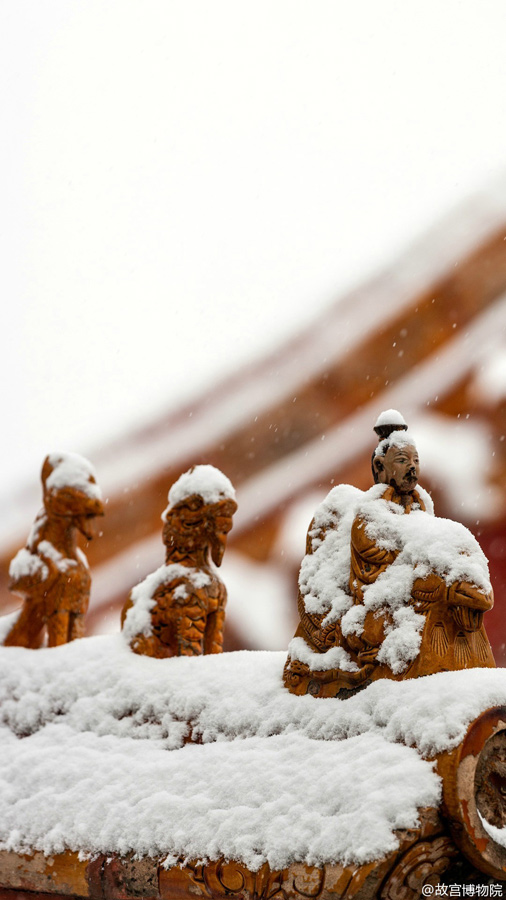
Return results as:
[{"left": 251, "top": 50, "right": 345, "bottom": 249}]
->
[{"left": 284, "top": 410, "right": 495, "bottom": 697}]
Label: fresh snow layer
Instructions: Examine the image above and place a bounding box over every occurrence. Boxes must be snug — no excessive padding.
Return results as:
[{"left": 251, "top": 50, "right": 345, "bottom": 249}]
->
[
  {"left": 167, "top": 464, "right": 235, "bottom": 510},
  {"left": 287, "top": 636, "right": 358, "bottom": 672},
  {"left": 45, "top": 452, "right": 101, "bottom": 500},
  {"left": 9, "top": 546, "right": 48, "bottom": 582},
  {"left": 123, "top": 564, "right": 211, "bottom": 641},
  {"left": 374, "top": 409, "right": 407, "bottom": 429},
  {"left": 374, "top": 429, "right": 417, "bottom": 456},
  {"left": 1, "top": 636, "right": 506, "bottom": 868}
]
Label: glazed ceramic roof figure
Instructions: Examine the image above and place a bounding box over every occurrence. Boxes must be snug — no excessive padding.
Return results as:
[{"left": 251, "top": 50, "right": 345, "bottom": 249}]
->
[
  {"left": 3, "top": 452, "right": 104, "bottom": 648},
  {"left": 122, "top": 465, "right": 237, "bottom": 658},
  {"left": 284, "top": 413, "right": 495, "bottom": 698}
]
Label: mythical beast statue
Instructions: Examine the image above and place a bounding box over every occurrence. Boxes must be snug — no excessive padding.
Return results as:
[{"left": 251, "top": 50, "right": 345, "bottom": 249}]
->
[
  {"left": 122, "top": 464, "right": 237, "bottom": 658},
  {"left": 3, "top": 452, "right": 104, "bottom": 648}
]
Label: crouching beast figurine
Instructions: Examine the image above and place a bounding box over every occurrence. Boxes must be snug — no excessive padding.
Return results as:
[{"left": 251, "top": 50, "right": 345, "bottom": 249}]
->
[
  {"left": 2, "top": 452, "right": 104, "bottom": 648},
  {"left": 122, "top": 465, "right": 237, "bottom": 657}
]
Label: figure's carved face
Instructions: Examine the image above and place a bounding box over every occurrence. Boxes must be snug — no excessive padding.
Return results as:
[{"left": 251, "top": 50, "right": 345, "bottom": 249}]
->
[
  {"left": 163, "top": 496, "right": 237, "bottom": 565},
  {"left": 43, "top": 486, "right": 104, "bottom": 538},
  {"left": 209, "top": 504, "right": 236, "bottom": 566},
  {"left": 374, "top": 443, "right": 419, "bottom": 493},
  {"left": 72, "top": 511, "right": 101, "bottom": 540}
]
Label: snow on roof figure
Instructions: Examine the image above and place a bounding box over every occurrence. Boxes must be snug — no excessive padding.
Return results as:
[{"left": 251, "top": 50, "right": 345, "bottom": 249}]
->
[
  {"left": 43, "top": 451, "right": 102, "bottom": 501},
  {"left": 373, "top": 408, "right": 408, "bottom": 441},
  {"left": 41, "top": 451, "right": 104, "bottom": 525},
  {"left": 374, "top": 409, "right": 408, "bottom": 430},
  {"left": 374, "top": 428, "right": 417, "bottom": 458},
  {"left": 165, "top": 464, "right": 236, "bottom": 512}
]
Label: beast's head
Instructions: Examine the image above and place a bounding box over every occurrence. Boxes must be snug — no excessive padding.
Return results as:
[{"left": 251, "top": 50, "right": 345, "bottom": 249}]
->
[
  {"left": 161, "top": 465, "right": 237, "bottom": 566},
  {"left": 42, "top": 452, "right": 104, "bottom": 539}
]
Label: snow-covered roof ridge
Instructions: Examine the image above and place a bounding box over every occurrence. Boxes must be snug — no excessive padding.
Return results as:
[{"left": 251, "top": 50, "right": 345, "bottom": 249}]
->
[{"left": 1, "top": 636, "right": 506, "bottom": 868}]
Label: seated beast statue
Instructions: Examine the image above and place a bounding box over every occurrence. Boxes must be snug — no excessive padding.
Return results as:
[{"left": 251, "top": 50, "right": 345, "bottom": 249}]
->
[
  {"left": 122, "top": 464, "right": 237, "bottom": 658},
  {"left": 2, "top": 452, "right": 104, "bottom": 648}
]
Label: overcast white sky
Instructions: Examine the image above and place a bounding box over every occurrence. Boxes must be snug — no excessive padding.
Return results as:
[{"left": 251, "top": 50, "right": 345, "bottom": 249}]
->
[{"left": 2, "top": 1, "right": 506, "bottom": 500}]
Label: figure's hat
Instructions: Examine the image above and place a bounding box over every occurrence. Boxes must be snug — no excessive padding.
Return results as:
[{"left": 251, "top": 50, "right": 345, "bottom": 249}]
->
[{"left": 373, "top": 409, "right": 408, "bottom": 442}]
